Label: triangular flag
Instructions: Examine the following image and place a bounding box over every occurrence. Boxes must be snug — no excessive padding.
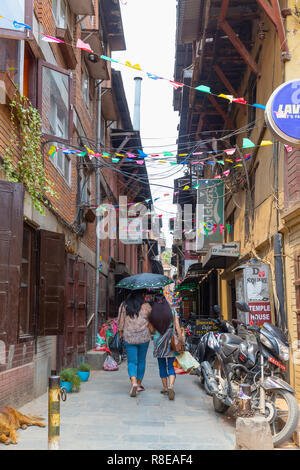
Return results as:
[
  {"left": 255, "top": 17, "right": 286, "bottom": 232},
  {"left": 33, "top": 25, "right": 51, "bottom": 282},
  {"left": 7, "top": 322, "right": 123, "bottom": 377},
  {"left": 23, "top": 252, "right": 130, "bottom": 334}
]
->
[
  {"left": 244, "top": 154, "right": 252, "bottom": 161},
  {"left": 233, "top": 97, "right": 247, "bottom": 104},
  {"left": 169, "top": 80, "right": 184, "bottom": 90},
  {"left": 41, "top": 33, "right": 64, "bottom": 43},
  {"left": 112, "top": 158, "right": 120, "bottom": 163},
  {"left": 252, "top": 103, "right": 266, "bottom": 110},
  {"left": 48, "top": 145, "right": 56, "bottom": 157},
  {"left": 212, "top": 224, "right": 218, "bottom": 234},
  {"left": 243, "top": 138, "right": 255, "bottom": 149},
  {"left": 234, "top": 164, "right": 243, "bottom": 167},
  {"left": 285, "top": 145, "right": 293, "bottom": 152},
  {"left": 226, "top": 224, "right": 232, "bottom": 233},
  {"left": 261, "top": 140, "right": 273, "bottom": 146},
  {"left": 220, "top": 224, "right": 224, "bottom": 235},
  {"left": 125, "top": 61, "right": 142, "bottom": 71},
  {"left": 146, "top": 73, "right": 162, "bottom": 80},
  {"left": 76, "top": 38, "right": 93, "bottom": 53},
  {"left": 223, "top": 170, "right": 230, "bottom": 177},
  {"left": 137, "top": 150, "right": 147, "bottom": 158},
  {"left": 218, "top": 94, "right": 234, "bottom": 102},
  {"left": 127, "top": 152, "right": 136, "bottom": 158},
  {"left": 225, "top": 159, "right": 233, "bottom": 163},
  {"left": 183, "top": 185, "right": 190, "bottom": 190},
  {"left": 195, "top": 85, "right": 211, "bottom": 94},
  {"left": 100, "top": 55, "right": 119, "bottom": 64},
  {"left": 217, "top": 160, "right": 225, "bottom": 165},
  {"left": 85, "top": 146, "right": 95, "bottom": 154},
  {"left": 136, "top": 160, "right": 144, "bottom": 165},
  {"left": 224, "top": 148, "right": 236, "bottom": 156},
  {"left": 163, "top": 152, "right": 174, "bottom": 156}
]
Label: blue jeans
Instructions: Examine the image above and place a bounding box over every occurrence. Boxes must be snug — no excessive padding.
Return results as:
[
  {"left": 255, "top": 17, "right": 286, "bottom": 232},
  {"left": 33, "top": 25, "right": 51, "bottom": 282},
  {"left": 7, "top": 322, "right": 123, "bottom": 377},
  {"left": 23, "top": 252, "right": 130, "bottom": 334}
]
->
[
  {"left": 157, "top": 357, "right": 176, "bottom": 378},
  {"left": 124, "top": 341, "right": 149, "bottom": 381}
]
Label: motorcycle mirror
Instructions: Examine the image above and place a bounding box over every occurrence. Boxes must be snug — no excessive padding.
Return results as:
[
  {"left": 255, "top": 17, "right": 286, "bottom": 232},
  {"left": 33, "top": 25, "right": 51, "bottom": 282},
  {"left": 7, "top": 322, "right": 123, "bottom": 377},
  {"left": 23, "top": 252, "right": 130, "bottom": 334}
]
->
[
  {"left": 213, "top": 305, "right": 221, "bottom": 314},
  {"left": 235, "top": 301, "right": 250, "bottom": 312}
]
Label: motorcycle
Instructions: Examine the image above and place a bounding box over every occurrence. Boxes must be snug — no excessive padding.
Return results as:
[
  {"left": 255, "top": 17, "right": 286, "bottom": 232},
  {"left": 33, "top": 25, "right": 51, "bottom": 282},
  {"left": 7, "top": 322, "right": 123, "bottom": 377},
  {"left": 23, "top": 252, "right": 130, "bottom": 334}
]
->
[
  {"left": 194, "top": 305, "right": 236, "bottom": 396},
  {"left": 208, "top": 301, "right": 299, "bottom": 447}
]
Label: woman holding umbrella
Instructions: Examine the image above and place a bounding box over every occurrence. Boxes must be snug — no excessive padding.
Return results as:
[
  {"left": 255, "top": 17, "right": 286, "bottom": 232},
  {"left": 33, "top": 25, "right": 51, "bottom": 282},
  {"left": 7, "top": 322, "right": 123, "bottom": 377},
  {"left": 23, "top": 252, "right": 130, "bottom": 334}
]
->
[
  {"left": 148, "top": 286, "right": 183, "bottom": 400},
  {"left": 117, "top": 290, "right": 152, "bottom": 397}
]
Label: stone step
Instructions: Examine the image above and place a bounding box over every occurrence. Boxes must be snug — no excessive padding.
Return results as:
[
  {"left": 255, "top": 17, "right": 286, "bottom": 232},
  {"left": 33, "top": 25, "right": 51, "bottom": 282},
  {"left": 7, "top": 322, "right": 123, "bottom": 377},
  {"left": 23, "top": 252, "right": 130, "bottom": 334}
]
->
[{"left": 86, "top": 349, "right": 107, "bottom": 370}]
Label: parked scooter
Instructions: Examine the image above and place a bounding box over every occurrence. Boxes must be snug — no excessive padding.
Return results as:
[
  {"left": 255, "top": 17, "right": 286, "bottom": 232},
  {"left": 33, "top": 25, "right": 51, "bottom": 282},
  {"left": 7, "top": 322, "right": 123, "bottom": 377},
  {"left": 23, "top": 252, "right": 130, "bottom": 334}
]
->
[{"left": 207, "top": 301, "right": 299, "bottom": 447}]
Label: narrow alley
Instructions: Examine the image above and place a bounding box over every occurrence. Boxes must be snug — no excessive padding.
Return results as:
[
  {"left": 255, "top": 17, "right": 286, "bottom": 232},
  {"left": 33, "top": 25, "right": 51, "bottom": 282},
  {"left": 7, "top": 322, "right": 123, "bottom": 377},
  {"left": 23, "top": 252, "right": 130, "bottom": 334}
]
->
[{"left": 2, "top": 347, "right": 236, "bottom": 451}]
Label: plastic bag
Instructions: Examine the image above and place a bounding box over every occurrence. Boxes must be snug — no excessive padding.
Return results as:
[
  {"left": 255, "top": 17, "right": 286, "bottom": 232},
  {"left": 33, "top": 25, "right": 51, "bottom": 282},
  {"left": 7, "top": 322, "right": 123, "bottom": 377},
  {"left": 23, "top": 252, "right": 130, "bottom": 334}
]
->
[
  {"left": 173, "top": 359, "right": 190, "bottom": 375},
  {"left": 103, "top": 355, "right": 119, "bottom": 371},
  {"left": 176, "top": 351, "right": 200, "bottom": 372}
]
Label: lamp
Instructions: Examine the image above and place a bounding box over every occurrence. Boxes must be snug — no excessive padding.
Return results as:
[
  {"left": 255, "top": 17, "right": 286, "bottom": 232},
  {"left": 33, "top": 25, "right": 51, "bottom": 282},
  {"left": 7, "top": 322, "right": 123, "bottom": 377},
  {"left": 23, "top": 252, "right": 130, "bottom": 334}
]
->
[{"left": 88, "top": 53, "right": 99, "bottom": 63}]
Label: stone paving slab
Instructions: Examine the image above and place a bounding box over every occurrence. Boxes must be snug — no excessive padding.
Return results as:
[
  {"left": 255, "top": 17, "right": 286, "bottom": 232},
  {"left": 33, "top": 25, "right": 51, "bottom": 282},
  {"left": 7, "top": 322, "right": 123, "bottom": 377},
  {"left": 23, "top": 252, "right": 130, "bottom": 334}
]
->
[{"left": 1, "top": 348, "right": 238, "bottom": 450}]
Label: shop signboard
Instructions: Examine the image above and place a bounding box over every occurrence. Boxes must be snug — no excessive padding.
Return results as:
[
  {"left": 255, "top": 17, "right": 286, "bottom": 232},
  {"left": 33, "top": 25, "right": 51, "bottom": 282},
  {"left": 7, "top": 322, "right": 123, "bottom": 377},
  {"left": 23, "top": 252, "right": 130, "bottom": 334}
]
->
[
  {"left": 195, "top": 319, "right": 218, "bottom": 335},
  {"left": 265, "top": 79, "right": 300, "bottom": 148},
  {"left": 235, "top": 264, "right": 272, "bottom": 325},
  {"left": 195, "top": 180, "right": 224, "bottom": 253}
]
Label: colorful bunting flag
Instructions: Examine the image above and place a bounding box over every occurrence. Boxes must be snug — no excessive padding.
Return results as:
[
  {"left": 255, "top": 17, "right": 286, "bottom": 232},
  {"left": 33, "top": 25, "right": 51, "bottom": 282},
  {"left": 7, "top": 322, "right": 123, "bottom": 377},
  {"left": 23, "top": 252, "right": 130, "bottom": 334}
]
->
[
  {"left": 242, "top": 138, "right": 255, "bottom": 149},
  {"left": 195, "top": 85, "right": 211, "bottom": 94},
  {"left": 76, "top": 38, "right": 93, "bottom": 53}
]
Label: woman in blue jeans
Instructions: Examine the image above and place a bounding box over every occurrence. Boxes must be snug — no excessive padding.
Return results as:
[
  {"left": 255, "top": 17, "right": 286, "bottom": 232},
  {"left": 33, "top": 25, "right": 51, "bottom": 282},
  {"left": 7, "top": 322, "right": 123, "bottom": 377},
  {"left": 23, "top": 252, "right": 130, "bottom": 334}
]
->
[
  {"left": 117, "top": 291, "right": 152, "bottom": 397},
  {"left": 149, "top": 293, "right": 182, "bottom": 400}
]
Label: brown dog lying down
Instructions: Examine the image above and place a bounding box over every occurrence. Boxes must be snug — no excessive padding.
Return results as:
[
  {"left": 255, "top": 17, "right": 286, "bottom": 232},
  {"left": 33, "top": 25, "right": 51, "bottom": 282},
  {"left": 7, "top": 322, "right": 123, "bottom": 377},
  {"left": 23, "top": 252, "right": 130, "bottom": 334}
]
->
[{"left": 0, "top": 406, "right": 46, "bottom": 445}]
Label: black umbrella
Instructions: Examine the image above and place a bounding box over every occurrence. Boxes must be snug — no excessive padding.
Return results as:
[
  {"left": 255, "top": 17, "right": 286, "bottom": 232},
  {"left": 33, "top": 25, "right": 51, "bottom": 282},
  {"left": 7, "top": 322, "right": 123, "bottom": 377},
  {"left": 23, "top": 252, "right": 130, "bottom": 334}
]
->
[{"left": 116, "top": 273, "right": 173, "bottom": 290}]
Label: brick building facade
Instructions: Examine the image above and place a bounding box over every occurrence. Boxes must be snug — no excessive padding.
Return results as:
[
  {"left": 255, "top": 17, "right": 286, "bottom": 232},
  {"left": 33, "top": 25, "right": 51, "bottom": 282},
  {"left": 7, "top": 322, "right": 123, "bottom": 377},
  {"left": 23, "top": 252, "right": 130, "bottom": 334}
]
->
[{"left": 0, "top": 0, "right": 156, "bottom": 408}]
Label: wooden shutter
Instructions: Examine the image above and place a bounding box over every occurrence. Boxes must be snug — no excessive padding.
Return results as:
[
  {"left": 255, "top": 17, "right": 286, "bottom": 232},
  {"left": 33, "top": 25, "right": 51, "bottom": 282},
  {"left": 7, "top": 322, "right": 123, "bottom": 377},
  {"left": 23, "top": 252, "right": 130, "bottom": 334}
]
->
[
  {"left": 38, "top": 230, "right": 65, "bottom": 336},
  {"left": 75, "top": 259, "right": 87, "bottom": 354},
  {"left": 0, "top": 181, "right": 24, "bottom": 345}
]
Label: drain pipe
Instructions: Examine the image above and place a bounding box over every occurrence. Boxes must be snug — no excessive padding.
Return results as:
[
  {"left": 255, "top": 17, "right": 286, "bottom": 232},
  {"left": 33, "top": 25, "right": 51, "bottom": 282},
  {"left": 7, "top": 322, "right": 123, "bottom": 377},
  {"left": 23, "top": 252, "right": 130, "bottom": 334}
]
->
[
  {"left": 133, "top": 76, "right": 142, "bottom": 131},
  {"left": 94, "top": 79, "right": 102, "bottom": 346}
]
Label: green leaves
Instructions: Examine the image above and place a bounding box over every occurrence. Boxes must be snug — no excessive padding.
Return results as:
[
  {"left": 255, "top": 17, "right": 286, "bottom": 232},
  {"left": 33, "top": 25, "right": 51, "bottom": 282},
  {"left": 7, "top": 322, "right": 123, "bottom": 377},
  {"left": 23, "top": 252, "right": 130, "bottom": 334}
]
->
[{"left": 1, "top": 91, "right": 54, "bottom": 215}]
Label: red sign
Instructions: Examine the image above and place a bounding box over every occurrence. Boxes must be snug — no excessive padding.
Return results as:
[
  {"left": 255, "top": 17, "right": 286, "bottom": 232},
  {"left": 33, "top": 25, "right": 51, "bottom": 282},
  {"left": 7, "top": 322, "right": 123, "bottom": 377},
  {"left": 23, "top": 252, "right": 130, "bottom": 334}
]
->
[{"left": 248, "top": 302, "right": 272, "bottom": 326}]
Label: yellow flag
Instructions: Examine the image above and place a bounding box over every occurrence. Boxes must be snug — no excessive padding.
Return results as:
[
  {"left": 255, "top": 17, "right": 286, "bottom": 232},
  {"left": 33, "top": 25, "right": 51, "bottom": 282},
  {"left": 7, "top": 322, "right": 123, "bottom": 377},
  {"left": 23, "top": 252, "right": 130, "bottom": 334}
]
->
[
  {"left": 125, "top": 61, "right": 142, "bottom": 71},
  {"left": 261, "top": 140, "right": 273, "bottom": 146}
]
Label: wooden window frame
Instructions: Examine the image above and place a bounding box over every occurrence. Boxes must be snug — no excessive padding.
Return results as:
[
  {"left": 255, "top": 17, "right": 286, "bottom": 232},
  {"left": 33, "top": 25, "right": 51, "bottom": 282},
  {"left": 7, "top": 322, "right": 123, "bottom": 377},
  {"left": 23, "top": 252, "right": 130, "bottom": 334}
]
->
[
  {"left": 0, "top": 0, "right": 33, "bottom": 40},
  {"left": 37, "top": 60, "right": 73, "bottom": 145},
  {"left": 18, "top": 222, "right": 37, "bottom": 342}
]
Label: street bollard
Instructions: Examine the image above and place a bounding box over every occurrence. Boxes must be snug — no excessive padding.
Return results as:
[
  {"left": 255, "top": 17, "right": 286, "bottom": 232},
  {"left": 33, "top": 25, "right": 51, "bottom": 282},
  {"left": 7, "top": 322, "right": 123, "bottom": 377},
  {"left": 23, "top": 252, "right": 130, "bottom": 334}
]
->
[
  {"left": 48, "top": 375, "right": 65, "bottom": 450},
  {"left": 239, "top": 383, "right": 253, "bottom": 417}
]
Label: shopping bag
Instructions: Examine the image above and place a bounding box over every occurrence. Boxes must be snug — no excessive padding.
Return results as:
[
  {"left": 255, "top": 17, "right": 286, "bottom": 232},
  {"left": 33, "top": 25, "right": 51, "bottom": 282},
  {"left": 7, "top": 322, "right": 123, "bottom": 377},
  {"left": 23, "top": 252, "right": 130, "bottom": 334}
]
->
[
  {"left": 173, "top": 359, "right": 191, "bottom": 375},
  {"left": 103, "top": 355, "right": 119, "bottom": 371},
  {"left": 176, "top": 351, "right": 200, "bottom": 371}
]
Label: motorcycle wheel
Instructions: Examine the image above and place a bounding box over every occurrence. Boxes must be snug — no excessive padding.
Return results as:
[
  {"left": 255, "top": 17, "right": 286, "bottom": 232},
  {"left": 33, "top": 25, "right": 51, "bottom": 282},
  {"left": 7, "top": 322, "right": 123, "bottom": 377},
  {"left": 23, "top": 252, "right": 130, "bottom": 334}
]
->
[
  {"left": 266, "top": 389, "right": 299, "bottom": 447},
  {"left": 212, "top": 357, "right": 230, "bottom": 413}
]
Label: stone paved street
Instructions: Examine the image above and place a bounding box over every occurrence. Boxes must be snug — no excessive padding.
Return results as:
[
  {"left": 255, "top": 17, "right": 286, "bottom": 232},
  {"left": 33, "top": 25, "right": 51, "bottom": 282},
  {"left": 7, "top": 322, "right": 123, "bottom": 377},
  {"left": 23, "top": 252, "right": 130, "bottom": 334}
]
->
[{"left": 2, "top": 346, "right": 236, "bottom": 451}]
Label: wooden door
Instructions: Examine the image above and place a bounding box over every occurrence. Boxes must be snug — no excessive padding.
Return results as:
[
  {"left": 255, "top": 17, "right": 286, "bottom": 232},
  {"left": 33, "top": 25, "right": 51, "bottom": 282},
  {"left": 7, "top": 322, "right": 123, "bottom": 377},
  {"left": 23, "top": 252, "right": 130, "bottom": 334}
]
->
[{"left": 38, "top": 230, "right": 65, "bottom": 336}]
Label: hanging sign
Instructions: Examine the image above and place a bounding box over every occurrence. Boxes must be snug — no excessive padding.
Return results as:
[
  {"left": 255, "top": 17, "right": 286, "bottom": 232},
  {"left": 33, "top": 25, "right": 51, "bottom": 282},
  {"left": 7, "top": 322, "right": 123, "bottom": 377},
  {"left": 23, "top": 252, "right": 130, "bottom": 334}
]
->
[
  {"left": 195, "top": 180, "right": 224, "bottom": 252},
  {"left": 265, "top": 79, "right": 300, "bottom": 148}
]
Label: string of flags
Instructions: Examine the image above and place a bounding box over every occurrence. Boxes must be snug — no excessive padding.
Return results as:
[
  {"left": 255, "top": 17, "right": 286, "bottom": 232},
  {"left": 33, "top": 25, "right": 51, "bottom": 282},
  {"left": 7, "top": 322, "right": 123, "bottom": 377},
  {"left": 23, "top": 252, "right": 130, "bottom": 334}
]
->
[{"left": 0, "top": 10, "right": 267, "bottom": 111}]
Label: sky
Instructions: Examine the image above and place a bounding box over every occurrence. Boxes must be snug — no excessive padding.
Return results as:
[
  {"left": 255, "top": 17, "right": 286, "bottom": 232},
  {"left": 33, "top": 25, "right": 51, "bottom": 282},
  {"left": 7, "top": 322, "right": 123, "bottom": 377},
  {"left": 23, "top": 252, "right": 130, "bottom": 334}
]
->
[{"left": 112, "top": 0, "right": 185, "bottom": 248}]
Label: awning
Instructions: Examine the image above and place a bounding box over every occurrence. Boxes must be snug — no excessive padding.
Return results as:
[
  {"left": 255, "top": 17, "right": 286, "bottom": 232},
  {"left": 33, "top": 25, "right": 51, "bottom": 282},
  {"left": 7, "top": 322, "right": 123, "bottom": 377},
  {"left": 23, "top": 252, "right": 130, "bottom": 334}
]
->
[
  {"left": 82, "top": 31, "right": 109, "bottom": 80},
  {"left": 67, "top": 0, "right": 94, "bottom": 15},
  {"left": 202, "top": 243, "right": 240, "bottom": 269},
  {"left": 179, "top": 262, "right": 211, "bottom": 289}
]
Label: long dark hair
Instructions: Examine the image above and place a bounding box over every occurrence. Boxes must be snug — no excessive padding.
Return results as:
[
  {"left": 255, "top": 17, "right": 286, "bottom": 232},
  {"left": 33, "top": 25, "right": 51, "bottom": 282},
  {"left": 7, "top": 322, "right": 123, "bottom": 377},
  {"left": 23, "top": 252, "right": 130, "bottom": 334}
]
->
[
  {"left": 123, "top": 291, "right": 146, "bottom": 318},
  {"left": 148, "top": 293, "right": 172, "bottom": 335}
]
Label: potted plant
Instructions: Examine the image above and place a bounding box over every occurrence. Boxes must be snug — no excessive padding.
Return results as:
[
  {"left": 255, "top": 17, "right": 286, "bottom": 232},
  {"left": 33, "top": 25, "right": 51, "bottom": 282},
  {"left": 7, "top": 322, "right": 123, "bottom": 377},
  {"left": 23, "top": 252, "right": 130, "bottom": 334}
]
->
[
  {"left": 77, "top": 363, "right": 91, "bottom": 382},
  {"left": 59, "top": 368, "right": 81, "bottom": 393}
]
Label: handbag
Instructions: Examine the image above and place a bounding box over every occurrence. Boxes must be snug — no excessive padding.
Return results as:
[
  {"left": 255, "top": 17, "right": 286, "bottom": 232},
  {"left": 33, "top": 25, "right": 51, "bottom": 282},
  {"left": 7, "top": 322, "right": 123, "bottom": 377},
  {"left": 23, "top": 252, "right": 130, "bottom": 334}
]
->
[
  {"left": 170, "top": 310, "right": 185, "bottom": 353},
  {"left": 109, "top": 331, "right": 122, "bottom": 352}
]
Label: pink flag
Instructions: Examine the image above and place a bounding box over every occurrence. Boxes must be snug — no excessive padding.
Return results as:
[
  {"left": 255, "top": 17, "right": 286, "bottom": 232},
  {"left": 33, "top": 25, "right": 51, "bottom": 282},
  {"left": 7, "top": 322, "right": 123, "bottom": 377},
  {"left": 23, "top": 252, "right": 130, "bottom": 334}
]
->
[
  {"left": 169, "top": 80, "right": 184, "bottom": 90},
  {"left": 127, "top": 152, "right": 136, "bottom": 158},
  {"left": 285, "top": 145, "right": 293, "bottom": 152},
  {"left": 220, "top": 224, "right": 224, "bottom": 235},
  {"left": 76, "top": 38, "right": 93, "bottom": 53},
  {"left": 136, "top": 160, "right": 144, "bottom": 165},
  {"left": 223, "top": 170, "right": 230, "bottom": 177},
  {"left": 41, "top": 33, "right": 64, "bottom": 43},
  {"left": 212, "top": 224, "right": 218, "bottom": 234},
  {"left": 224, "top": 148, "right": 236, "bottom": 156}
]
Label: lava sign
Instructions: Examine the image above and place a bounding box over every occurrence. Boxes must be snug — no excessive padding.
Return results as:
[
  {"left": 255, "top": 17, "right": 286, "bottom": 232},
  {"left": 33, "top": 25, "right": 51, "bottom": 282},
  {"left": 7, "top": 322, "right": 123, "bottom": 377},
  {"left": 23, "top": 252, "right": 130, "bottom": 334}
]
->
[{"left": 265, "top": 79, "right": 300, "bottom": 148}]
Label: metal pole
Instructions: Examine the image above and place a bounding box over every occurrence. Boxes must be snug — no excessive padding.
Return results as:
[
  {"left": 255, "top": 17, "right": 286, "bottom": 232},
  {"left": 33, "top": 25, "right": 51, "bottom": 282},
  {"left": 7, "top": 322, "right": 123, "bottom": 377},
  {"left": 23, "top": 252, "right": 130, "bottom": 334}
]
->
[
  {"left": 94, "top": 80, "right": 102, "bottom": 346},
  {"left": 48, "top": 376, "right": 61, "bottom": 450}
]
